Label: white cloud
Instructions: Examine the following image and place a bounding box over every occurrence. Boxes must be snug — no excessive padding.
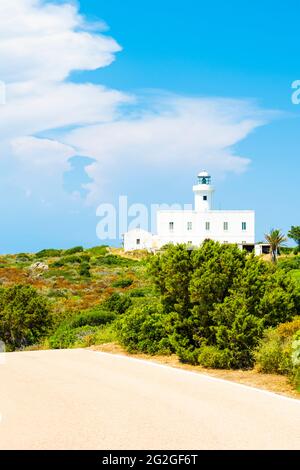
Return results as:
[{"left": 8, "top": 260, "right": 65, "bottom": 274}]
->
[
  {"left": 11, "top": 136, "right": 76, "bottom": 173},
  {"left": 0, "top": 1, "right": 120, "bottom": 83},
  {"left": 0, "top": 0, "right": 130, "bottom": 199},
  {"left": 63, "top": 95, "right": 267, "bottom": 203},
  {"left": 0, "top": 1, "right": 271, "bottom": 210}
]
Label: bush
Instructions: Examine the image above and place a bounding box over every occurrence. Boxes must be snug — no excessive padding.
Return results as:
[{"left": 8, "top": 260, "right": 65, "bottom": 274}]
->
[
  {"left": 0, "top": 285, "right": 52, "bottom": 350},
  {"left": 103, "top": 292, "right": 132, "bottom": 314},
  {"left": 116, "top": 300, "right": 173, "bottom": 355},
  {"left": 279, "top": 247, "right": 294, "bottom": 255},
  {"left": 198, "top": 345, "right": 232, "bottom": 369},
  {"left": 129, "top": 288, "right": 147, "bottom": 298},
  {"left": 255, "top": 318, "right": 300, "bottom": 375},
  {"left": 291, "top": 331, "right": 300, "bottom": 389},
  {"left": 79, "top": 261, "right": 91, "bottom": 277},
  {"left": 68, "top": 309, "right": 116, "bottom": 328},
  {"left": 48, "top": 325, "right": 99, "bottom": 349},
  {"left": 51, "top": 254, "right": 90, "bottom": 268},
  {"left": 64, "top": 246, "right": 84, "bottom": 255},
  {"left": 36, "top": 248, "right": 62, "bottom": 258},
  {"left": 16, "top": 253, "right": 31, "bottom": 262},
  {"left": 86, "top": 245, "right": 108, "bottom": 256},
  {"left": 148, "top": 241, "right": 300, "bottom": 368},
  {"left": 278, "top": 255, "right": 300, "bottom": 272},
  {"left": 255, "top": 329, "right": 292, "bottom": 374},
  {"left": 294, "top": 247, "right": 300, "bottom": 255},
  {"left": 112, "top": 278, "right": 133, "bottom": 288},
  {"left": 96, "top": 254, "right": 138, "bottom": 267}
]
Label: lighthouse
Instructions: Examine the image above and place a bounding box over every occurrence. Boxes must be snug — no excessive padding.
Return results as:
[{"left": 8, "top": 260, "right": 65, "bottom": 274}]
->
[
  {"left": 193, "top": 170, "right": 214, "bottom": 211},
  {"left": 123, "top": 171, "right": 255, "bottom": 251}
]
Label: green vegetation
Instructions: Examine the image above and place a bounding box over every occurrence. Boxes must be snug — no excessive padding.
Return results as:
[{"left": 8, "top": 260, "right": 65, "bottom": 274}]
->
[
  {"left": 47, "top": 307, "right": 117, "bottom": 349},
  {"left": 79, "top": 261, "right": 91, "bottom": 278},
  {"left": 36, "top": 248, "right": 62, "bottom": 258},
  {"left": 116, "top": 299, "right": 173, "bottom": 355},
  {"left": 0, "top": 241, "right": 299, "bottom": 391},
  {"left": 265, "top": 228, "right": 287, "bottom": 263},
  {"left": 0, "top": 285, "right": 52, "bottom": 350},
  {"left": 146, "top": 241, "right": 300, "bottom": 368},
  {"left": 255, "top": 318, "right": 300, "bottom": 389},
  {"left": 288, "top": 226, "right": 300, "bottom": 250},
  {"left": 112, "top": 278, "right": 133, "bottom": 288},
  {"left": 64, "top": 246, "right": 84, "bottom": 255}
]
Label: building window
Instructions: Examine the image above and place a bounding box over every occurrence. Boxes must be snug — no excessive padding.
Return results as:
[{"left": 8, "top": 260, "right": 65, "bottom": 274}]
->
[
  {"left": 242, "top": 222, "right": 247, "bottom": 231},
  {"left": 187, "top": 221, "right": 192, "bottom": 231},
  {"left": 205, "top": 221, "right": 210, "bottom": 230},
  {"left": 203, "top": 195, "right": 207, "bottom": 201},
  {"left": 223, "top": 222, "right": 228, "bottom": 231},
  {"left": 136, "top": 239, "right": 140, "bottom": 245},
  {"left": 169, "top": 222, "right": 174, "bottom": 232}
]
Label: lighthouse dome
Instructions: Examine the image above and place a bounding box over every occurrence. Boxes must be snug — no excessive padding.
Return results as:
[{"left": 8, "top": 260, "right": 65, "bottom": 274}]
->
[{"left": 198, "top": 170, "right": 209, "bottom": 178}]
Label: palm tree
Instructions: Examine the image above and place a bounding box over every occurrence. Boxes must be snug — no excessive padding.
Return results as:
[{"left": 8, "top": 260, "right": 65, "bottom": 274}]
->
[{"left": 265, "top": 229, "right": 287, "bottom": 263}]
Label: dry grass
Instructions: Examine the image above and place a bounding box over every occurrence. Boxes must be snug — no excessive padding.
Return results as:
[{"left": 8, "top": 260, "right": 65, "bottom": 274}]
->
[{"left": 91, "top": 343, "right": 300, "bottom": 400}]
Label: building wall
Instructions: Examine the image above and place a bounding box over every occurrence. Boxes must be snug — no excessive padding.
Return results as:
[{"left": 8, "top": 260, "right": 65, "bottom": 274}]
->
[
  {"left": 123, "top": 228, "right": 154, "bottom": 252},
  {"left": 156, "top": 209, "right": 255, "bottom": 248}
]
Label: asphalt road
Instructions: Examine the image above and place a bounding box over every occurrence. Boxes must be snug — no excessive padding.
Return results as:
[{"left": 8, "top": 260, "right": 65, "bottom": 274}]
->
[{"left": 0, "top": 349, "right": 299, "bottom": 450}]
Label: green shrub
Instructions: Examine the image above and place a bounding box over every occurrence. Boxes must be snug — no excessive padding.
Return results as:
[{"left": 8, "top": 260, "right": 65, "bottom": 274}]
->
[
  {"left": 103, "top": 292, "right": 132, "bottom": 314},
  {"left": 69, "top": 309, "right": 116, "bottom": 328},
  {"left": 255, "top": 318, "right": 300, "bottom": 375},
  {"left": 278, "top": 255, "right": 300, "bottom": 272},
  {"left": 79, "top": 261, "right": 91, "bottom": 277},
  {"left": 291, "top": 331, "right": 300, "bottom": 389},
  {"left": 148, "top": 241, "right": 300, "bottom": 368},
  {"left": 112, "top": 278, "right": 133, "bottom": 288},
  {"left": 48, "top": 325, "right": 98, "bottom": 349},
  {"left": 86, "top": 245, "right": 108, "bottom": 256},
  {"left": 198, "top": 345, "right": 232, "bottom": 369},
  {"left": 294, "top": 247, "right": 300, "bottom": 255},
  {"left": 64, "top": 246, "right": 84, "bottom": 255},
  {"left": 116, "top": 300, "right": 173, "bottom": 355},
  {"left": 36, "top": 248, "right": 62, "bottom": 258},
  {"left": 129, "top": 288, "right": 147, "bottom": 298},
  {"left": 88, "top": 323, "right": 118, "bottom": 345},
  {"left": 255, "top": 329, "right": 292, "bottom": 374},
  {"left": 16, "top": 253, "right": 31, "bottom": 262},
  {"left": 279, "top": 247, "right": 294, "bottom": 255},
  {"left": 0, "top": 285, "right": 52, "bottom": 350},
  {"left": 51, "top": 254, "right": 90, "bottom": 268},
  {"left": 96, "top": 254, "right": 138, "bottom": 267}
]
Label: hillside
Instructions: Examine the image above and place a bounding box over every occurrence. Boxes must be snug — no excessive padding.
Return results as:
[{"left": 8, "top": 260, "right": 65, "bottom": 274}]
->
[
  {"left": 0, "top": 246, "right": 149, "bottom": 318},
  {"left": 0, "top": 243, "right": 299, "bottom": 397}
]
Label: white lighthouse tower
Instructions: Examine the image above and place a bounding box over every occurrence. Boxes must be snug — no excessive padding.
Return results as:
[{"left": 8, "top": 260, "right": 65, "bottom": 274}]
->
[{"left": 193, "top": 170, "right": 214, "bottom": 211}]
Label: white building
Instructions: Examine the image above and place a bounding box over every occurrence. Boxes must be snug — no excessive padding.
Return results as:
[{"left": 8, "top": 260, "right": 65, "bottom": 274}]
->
[{"left": 124, "top": 171, "right": 256, "bottom": 252}]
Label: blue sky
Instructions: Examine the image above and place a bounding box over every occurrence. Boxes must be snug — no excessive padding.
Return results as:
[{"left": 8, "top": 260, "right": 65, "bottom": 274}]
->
[{"left": 0, "top": 0, "right": 299, "bottom": 252}]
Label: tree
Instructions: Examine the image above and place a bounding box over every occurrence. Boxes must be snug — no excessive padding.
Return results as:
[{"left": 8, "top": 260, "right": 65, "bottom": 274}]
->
[
  {"left": 265, "top": 229, "right": 286, "bottom": 263},
  {"left": 146, "top": 241, "right": 300, "bottom": 368},
  {"left": 288, "top": 226, "right": 300, "bottom": 249},
  {"left": 0, "top": 285, "right": 52, "bottom": 350}
]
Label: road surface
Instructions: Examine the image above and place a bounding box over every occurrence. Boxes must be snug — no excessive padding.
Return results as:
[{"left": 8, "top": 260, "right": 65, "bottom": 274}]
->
[{"left": 0, "top": 349, "right": 299, "bottom": 450}]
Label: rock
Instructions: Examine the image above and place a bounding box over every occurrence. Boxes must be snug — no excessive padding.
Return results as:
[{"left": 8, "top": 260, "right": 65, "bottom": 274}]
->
[{"left": 29, "top": 262, "right": 49, "bottom": 272}]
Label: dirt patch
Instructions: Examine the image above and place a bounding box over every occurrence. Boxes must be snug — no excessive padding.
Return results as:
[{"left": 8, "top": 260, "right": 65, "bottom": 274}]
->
[{"left": 91, "top": 343, "right": 300, "bottom": 400}]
